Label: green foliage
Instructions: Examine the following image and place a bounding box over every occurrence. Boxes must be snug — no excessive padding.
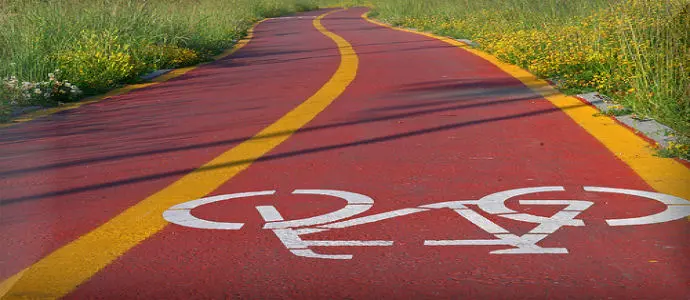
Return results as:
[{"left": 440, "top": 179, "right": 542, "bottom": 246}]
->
[
  {"left": 0, "top": 0, "right": 320, "bottom": 120},
  {"left": 1, "top": 70, "right": 82, "bottom": 121},
  {"left": 319, "top": 0, "right": 690, "bottom": 138},
  {"left": 0, "top": 85, "right": 14, "bottom": 122},
  {"left": 295, "top": 1, "right": 320, "bottom": 12},
  {"left": 55, "top": 30, "right": 144, "bottom": 92},
  {"left": 136, "top": 43, "right": 205, "bottom": 70},
  {"left": 600, "top": 105, "right": 634, "bottom": 117},
  {"left": 657, "top": 140, "right": 690, "bottom": 160}
]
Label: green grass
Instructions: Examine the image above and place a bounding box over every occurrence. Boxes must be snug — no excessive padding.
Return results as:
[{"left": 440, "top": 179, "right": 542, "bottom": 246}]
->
[
  {"left": 657, "top": 139, "right": 690, "bottom": 160},
  {"left": 320, "top": 0, "right": 690, "bottom": 142},
  {"left": 0, "top": 0, "right": 319, "bottom": 121}
]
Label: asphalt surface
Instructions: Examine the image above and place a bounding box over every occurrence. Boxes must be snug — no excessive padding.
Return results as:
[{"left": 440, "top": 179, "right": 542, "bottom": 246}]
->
[{"left": 1, "top": 8, "right": 689, "bottom": 299}]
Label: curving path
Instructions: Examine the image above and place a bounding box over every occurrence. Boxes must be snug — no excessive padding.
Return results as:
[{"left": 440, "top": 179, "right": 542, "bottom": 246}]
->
[{"left": 1, "top": 8, "right": 689, "bottom": 299}]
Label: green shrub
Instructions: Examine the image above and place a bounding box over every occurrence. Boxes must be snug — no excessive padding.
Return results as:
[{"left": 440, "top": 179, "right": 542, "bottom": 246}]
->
[
  {"left": 320, "top": 0, "right": 689, "bottom": 138},
  {"left": 55, "top": 30, "right": 144, "bottom": 93},
  {"left": 295, "top": 1, "right": 320, "bottom": 11},
  {"left": 0, "top": 85, "right": 14, "bottom": 122},
  {"left": 136, "top": 44, "right": 205, "bottom": 70},
  {"left": 658, "top": 140, "right": 690, "bottom": 160},
  {"left": 1, "top": 0, "right": 321, "bottom": 121},
  {"left": 252, "top": 1, "right": 293, "bottom": 18}
]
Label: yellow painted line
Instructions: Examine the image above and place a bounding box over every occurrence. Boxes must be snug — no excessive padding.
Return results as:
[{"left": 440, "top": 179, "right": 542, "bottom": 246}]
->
[
  {"left": 0, "top": 21, "right": 265, "bottom": 129},
  {"left": 0, "top": 271, "right": 24, "bottom": 298},
  {"left": 361, "top": 13, "right": 690, "bottom": 202},
  {"left": 0, "top": 9, "right": 357, "bottom": 299}
]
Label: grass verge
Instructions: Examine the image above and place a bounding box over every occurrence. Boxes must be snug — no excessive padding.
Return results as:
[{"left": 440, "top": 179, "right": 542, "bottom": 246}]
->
[
  {"left": 321, "top": 0, "right": 689, "bottom": 158},
  {"left": 0, "top": 0, "right": 320, "bottom": 122}
]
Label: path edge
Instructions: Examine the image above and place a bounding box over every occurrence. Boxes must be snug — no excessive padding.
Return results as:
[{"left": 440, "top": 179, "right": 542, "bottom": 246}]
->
[
  {"left": 0, "top": 19, "right": 267, "bottom": 129},
  {"left": 0, "top": 8, "right": 359, "bottom": 299},
  {"left": 360, "top": 11, "right": 690, "bottom": 203}
]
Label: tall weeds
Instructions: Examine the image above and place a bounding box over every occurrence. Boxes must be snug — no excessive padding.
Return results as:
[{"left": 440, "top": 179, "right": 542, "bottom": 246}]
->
[
  {"left": 322, "top": 0, "right": 689, "bottom": 140},
  {"left": 0, "top": 0, "right": 319, "bottom": 121}
]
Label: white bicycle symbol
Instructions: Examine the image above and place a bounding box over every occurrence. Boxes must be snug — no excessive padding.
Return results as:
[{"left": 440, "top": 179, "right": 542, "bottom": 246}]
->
[{"left": 163, "top": 186, "right": 690, "bottom": 260}]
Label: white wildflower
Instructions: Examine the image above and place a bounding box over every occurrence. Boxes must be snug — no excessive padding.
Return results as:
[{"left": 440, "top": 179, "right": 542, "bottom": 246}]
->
[
  {"left": 34, "top": 88, "right": 41, "bottom": 94},
  {"left": 4, "top": 77, "right": 18, "bottom": 89},
  {"left": 65, "top": 82, "right": 71, "bottom": 88}
]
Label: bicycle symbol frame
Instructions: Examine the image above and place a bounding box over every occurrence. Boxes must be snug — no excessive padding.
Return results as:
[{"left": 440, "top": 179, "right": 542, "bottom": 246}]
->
[{"left": 163, "top": 186, "right": 690, "bottom": 260}]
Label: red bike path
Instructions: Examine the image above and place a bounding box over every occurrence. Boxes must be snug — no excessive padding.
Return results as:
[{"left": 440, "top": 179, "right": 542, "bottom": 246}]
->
[{"left": 1, "top": 8, "right": 689, "bottom": 299}]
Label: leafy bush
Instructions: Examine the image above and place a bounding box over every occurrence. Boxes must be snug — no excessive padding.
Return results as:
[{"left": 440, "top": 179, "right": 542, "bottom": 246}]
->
[
  {"left": 295, "top": 1, "right": 320, "bottom": 11},
  {"left": 137, "top": 43, "right": 205, "bottom": 70},
  {"left": 658, "top": 141, "right": 690, "bottom": 160},
  {"left": 1, "top": 0, "right": 321, "bottom": 122},
  {"left": 55, "top": 30, "right": 145, "bottom": 93}
]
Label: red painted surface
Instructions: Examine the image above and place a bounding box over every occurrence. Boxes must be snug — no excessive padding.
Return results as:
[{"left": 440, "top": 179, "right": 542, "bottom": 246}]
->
[
  {"left": 0, "top": 9, "right": 338, "bottom": 280},
  {"left": 2, "top": 8, "right": 689, "bottom": 299}
]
